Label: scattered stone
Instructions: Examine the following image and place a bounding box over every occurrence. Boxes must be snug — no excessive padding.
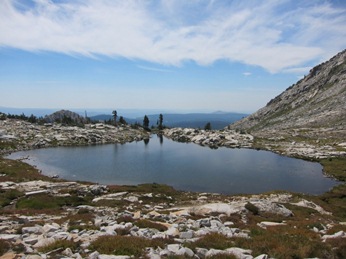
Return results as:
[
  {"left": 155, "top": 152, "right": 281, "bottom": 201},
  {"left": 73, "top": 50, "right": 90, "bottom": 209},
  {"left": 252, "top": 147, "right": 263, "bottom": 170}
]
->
[
  {"left": 291, "top": 199, "right": 331, "bottom": 215},
  {"left": 257, "top": 221, "right": 287, "bottom": 229},
  {"left": 321, "top": 231, "right": 346, "bottom": 241}
]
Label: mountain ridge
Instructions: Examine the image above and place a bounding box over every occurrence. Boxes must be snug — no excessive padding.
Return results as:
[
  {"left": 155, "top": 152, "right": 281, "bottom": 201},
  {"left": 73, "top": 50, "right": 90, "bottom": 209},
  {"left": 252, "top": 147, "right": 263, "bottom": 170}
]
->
[{"left": 229, "top": 49, "right": 346, "bottom": 132}]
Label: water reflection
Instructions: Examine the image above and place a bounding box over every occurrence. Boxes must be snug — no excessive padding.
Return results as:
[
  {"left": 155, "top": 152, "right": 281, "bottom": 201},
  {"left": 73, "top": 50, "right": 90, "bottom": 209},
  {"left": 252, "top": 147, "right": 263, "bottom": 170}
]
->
[
  {"left": 6, "top": 136, "right": 339, "bottom": 195},
  {"left": 158, "top": 134, "right": 164, "bottom": 145}
]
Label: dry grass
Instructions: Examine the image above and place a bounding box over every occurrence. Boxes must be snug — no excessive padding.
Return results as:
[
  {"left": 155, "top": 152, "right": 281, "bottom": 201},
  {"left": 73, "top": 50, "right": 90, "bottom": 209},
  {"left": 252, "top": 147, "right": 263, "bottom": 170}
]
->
[
  {"left": 135, "top": 219, "right": 168, "bottom": 232},
  {"left": 230, "top": 224, "right": 335, "bottom": 258}
]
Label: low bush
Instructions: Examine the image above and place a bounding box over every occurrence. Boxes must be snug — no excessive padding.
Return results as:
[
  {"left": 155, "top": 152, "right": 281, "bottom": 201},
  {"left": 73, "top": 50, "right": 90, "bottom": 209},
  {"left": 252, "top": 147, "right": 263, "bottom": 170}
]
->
[
  {"left": 16, "top": 194, "right": 62, "bottom": 210},
  {"left": 89, "top": 235, "right": 166, "bottom": 257},
  {"left": 187, "top": 233, "right": 233, "bottom": 251},
  {"left": 245, "top": 202, "right": 259, "bottom": 215},
  {"left": 0, "top": 240, "right": 10, "bottom": 256},
  {"left": 16, "top": 193, "right": 92, "bottom": 210},
  {"left": 37, "top": 239, "right": 78, "bottom": 253}
]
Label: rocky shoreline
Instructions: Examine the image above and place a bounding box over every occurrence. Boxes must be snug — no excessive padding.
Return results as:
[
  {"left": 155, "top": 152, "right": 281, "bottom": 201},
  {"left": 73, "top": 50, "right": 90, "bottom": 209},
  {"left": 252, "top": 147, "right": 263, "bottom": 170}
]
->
[
  {"left": 2, "top": 119, "right": 345, "bottom": 160},
  {"left": 0, "top": 119, "right": 150, "bottom": 156},
  {"left": 163, "top": 127, "right": 346, "bottom": 159}
]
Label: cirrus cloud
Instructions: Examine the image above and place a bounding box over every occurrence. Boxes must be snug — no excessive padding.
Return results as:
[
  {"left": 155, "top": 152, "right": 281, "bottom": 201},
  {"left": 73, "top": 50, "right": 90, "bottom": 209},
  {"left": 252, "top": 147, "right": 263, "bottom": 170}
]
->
[{"left": 1, "top": 0, "right": 345, "bottom": 73}]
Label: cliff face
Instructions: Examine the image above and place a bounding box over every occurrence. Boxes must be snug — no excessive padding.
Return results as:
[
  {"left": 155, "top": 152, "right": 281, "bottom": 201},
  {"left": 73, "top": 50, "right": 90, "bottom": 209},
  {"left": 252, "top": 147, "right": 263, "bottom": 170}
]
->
[{"left": 229, "top": 50, "right": 346, "bottom": 132}]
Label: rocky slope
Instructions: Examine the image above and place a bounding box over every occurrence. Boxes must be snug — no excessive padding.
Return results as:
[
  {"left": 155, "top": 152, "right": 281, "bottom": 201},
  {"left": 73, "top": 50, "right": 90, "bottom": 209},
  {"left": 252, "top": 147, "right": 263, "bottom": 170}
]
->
[
  {"left": 226, "top": 50, "right": 346, "bottom": 159},
  {"left": 44, "top": 110, "right": 87, "bottom": 124},
  {"left": 229, "top": 49, "right": 346, "bottom": 132}
]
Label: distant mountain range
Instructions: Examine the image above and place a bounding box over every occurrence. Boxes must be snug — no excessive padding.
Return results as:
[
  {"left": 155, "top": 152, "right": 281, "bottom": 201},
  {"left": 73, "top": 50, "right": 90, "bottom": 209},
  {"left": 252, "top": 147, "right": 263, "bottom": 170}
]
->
[
  {"left": 90, "top": 112, "right": 248, "bottom": 130},
  {"left": 0, "top": 106, "right": 247, "bottom": 130}
]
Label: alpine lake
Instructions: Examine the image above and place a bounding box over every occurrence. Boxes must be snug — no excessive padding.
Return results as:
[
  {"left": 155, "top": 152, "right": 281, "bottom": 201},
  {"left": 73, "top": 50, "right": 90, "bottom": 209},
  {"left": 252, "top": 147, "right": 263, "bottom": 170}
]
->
[{"left": 6, "top": 135, "right": 339, "bottom": 195}]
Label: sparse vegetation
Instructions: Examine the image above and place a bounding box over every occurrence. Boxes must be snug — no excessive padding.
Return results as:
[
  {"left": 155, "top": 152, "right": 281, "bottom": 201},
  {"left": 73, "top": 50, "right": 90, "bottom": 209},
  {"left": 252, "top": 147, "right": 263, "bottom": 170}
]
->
[
  {"left": 245, "top": 202, "right": 259, "bottom": 215},
  {"left": 0, "top": 157, "right": 55, "bottom": 182},
  {"left": 320, "top": 156, "right": 346, "bottom": 181},
  {"left": 0, "top": 240, "right": 10, "bottom": 256},
  {"left": 135, "top": 219, "right": 168, "bottom": 231},
  {"left": 231, "top": 226, "right": 333, "bottom": 258},
  {"left": 89, "top": 235, "right": 166, "bottom": 257},
  {"left": 37, "top": 239, "right": 79, "bottom": 253},
  {"left": 0, "top": 189, "right": 23, "bottom": 208},
  {"left": 16, "top": 193, "right": 91, "bottom": 210},
  {"left": 187, "top": 232, "right": 233, "bottom": 251}
]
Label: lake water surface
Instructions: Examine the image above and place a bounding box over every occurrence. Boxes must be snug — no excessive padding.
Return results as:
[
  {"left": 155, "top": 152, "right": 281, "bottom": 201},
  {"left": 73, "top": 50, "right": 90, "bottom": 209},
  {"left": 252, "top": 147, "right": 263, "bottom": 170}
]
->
[{"left": 7, "top": 135, "right": 339, "bottom": 195}]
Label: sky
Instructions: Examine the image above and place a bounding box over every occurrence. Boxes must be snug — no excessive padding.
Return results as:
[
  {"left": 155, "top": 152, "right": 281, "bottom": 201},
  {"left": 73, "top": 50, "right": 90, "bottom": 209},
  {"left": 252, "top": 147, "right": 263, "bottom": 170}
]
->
[{"left": 1, "top": 0, "right": 346, "bottom": 114}]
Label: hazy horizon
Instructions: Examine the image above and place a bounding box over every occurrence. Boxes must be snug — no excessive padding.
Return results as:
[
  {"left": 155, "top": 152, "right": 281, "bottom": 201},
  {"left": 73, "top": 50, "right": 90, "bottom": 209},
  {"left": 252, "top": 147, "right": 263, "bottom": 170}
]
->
[{"left": 0, "top": 106, "right": 249, "bottom": 118}]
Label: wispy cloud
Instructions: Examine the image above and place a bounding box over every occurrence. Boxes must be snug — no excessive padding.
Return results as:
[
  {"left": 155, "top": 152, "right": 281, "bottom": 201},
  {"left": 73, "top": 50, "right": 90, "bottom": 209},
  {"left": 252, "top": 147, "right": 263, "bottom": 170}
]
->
[
  {"left": 137, "top": 65, "right": 173, "bottom": 73},
  {"left": 243, "top": 72, "right": 252, "bottom": 76},
  {"left": 1, "top": 0, "right": 345, "bottom": 73}
]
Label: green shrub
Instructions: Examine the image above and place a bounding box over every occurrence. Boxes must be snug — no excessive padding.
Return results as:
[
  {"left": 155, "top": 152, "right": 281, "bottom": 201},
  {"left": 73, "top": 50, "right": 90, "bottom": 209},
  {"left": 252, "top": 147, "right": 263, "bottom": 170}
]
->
[
  {"left": 0, "top": 189, "right": 23, "bottom": 207},
  {"left": 16, "top": 193, "right": 92, "bottom": 210},
  {"left": 16, "top": 194, "right": 62, "bottom": 210},
  {"left": 245, "top": 202, "right": 259, "bottom": 215}
]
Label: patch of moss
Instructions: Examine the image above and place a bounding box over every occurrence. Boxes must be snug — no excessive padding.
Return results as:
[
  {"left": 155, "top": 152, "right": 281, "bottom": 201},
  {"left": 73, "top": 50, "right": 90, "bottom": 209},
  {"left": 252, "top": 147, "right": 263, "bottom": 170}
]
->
[
  {"left": 320, "top": 157, "right": 346, "bottom": 181},
  {"left": 16, "top": 193, "right": 92, "bottom": 210}
]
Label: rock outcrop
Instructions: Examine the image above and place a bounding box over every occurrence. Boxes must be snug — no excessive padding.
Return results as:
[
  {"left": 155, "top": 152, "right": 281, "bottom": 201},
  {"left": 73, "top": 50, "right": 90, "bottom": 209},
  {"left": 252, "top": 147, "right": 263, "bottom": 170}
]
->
[
  {"left": 164, "top": 128, "right": 253, "bottom": 149},
  {"left": 44, "top": 110, "right": 87, "bottom": 124},
  {"left": 0, "top": 119, "right": 149, "bottom": 155}
]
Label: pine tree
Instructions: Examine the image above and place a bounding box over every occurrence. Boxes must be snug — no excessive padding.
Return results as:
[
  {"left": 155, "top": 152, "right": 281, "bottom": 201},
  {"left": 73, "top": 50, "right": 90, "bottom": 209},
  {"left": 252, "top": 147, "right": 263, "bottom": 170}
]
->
[
  {"left": 112, "top": 110, "right": 117, "bottom": 126},
  {"left": 143, "top": 115, "right": 150, "bottom": 130},
  {"left": 158, "top": 114, "right": 163, "bottom": 130}
]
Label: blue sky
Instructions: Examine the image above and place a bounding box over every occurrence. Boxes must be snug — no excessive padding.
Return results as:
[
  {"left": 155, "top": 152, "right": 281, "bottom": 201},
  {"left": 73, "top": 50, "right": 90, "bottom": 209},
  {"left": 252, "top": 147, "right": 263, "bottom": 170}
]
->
[{"left": 1, "top": 0, "right": 346, "bottom": 114}]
